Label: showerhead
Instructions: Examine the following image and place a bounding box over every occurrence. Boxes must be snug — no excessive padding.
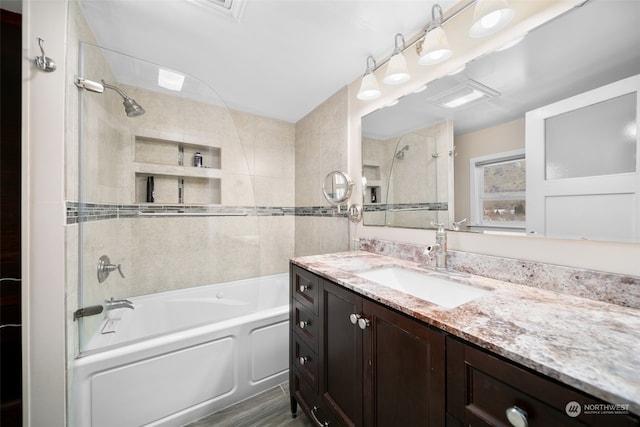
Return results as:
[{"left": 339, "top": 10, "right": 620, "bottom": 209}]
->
[
  {"left": 102, "top": 80, "right": 145, "bottom": 117},
  {"left": 122, "top": 97, "right": 145, "bottom": 117},
  {"left": 395, "top": 145, "right": 410, "bottom": 160}
]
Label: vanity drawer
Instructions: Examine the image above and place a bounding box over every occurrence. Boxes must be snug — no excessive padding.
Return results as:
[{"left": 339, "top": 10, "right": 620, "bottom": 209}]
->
[
  {"left": 292, "top": 334, "right": 318, "bottom": 392},
  {"left": 448, "top": 338, "right": 639, "bottom": 427},
  {"left": 291, "top": 264, "right": 319, "bottom": 315},
  {"left": 293, "top": 299, "right": 318, "bottom": 351}
]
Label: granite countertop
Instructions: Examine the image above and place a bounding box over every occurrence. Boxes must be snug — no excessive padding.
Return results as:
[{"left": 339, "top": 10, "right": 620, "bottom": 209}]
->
[{"left": 291, "top": 250, "right": 640, "bottom": 415}]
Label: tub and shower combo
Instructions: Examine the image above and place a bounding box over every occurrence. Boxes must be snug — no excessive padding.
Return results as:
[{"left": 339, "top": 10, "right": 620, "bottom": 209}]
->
[
  {"left": 72, "top": 42, "right": 294, "bottom": 426},
  {"left": 73, "top": 273, "right": 290, "bottom": 427}
]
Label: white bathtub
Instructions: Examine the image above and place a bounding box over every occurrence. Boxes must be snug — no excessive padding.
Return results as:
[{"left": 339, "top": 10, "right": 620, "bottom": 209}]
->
[{"left": 72, "top": 273, "right": 290, "bottom": 427}]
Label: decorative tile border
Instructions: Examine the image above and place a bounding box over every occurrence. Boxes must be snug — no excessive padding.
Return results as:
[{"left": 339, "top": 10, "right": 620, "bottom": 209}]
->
[
  {"left": 363, "top": 202, "right": 448, "bottom": 212},
  {"left": 359, "top": 237, "right": 640, "bottom": 309},
  {"left": 65, "top": 201, "right": 346, "bottom": 224}
]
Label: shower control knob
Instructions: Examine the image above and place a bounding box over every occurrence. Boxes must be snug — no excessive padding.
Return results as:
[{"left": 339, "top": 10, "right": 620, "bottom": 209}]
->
[
  {"left": 299, "top": 320, "right": 310, "bottom": 329},
  {"left": 298, "top": 356, "right": 309, "bottom": 366}
]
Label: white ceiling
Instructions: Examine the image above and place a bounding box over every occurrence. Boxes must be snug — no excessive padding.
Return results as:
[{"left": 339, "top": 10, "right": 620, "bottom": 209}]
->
[{"left": 77, "top": 0, "right": 458, "bottom": 123}]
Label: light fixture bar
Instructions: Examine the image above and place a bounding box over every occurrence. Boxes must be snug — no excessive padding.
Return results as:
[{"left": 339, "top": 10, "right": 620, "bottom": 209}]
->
[{"left": 365, "top": 0, "right": 476, "bottom": 74}]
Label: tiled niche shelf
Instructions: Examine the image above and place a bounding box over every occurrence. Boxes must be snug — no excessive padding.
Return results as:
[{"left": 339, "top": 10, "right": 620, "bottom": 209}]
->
[
  {"left": 363, "top": 161, "right": 382, "bottom": 204},
  {"left": 134, "top": 135, "right": 221, "bottom": 205}
]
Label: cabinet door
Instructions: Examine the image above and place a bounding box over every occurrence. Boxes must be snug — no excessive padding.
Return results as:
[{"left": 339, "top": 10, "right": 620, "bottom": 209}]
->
[
  {"left": 321, "top": 280, "right": 363, "bottom": 427},
  {"left": 363, "top": 300, "right": 446, "bottom": 427}
]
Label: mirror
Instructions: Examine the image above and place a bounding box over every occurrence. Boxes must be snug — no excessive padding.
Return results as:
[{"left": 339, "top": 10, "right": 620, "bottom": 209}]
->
[
  {"left": 360, "top": 0, "right": 640, "bottom": 243},
  {"left": 322, "top": 171, "right": 354, "bottom": 206},
  {"left": 362, "top": 119, "right": 453, "bottom": 228}
]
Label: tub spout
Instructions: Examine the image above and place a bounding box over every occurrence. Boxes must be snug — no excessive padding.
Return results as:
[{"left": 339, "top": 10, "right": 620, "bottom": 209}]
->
[{"left": 104, "top": 297, "right": 134, "bottom": 310}]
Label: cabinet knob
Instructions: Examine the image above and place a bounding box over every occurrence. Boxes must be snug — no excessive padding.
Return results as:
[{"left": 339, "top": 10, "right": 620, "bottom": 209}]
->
[
  {"left": 349, "top": 313, "right": 361, "bottom": 325},
  {"left": 506, "top": 406, "right": 528, "bottom": 427},
  {"left": 299, "top": 320, "right": 310, "bottom": 329},
  {"left": 311, "top": 406, "right": 330, "bottom": 426},
  {"left": 299, "top": 284, "right": 310, "bottom": 293},
  {"left": 298, "top": 356, "right": 309, "bottom": 366},
  {"left": 358, "top": 317, "right": 370, "bottom": 330}
]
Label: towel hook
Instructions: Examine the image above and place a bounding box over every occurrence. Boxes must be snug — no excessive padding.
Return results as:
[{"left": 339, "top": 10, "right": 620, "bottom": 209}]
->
[{"left": 34, "top": 38, "right": 57, "bottom": 72}]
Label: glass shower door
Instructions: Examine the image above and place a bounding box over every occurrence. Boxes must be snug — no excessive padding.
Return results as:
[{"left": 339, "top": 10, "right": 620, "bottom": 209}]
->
[{"left": 75, "top": 42, "right": 260, "bottom": 353}]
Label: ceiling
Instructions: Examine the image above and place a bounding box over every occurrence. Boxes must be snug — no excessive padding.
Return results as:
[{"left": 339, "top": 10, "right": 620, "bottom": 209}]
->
[
  {"left": 77, "top": 0, "right": 458, "bottom": 123},
  {"left": 362, "top": 0, "right": 640, "bottom": 139}
]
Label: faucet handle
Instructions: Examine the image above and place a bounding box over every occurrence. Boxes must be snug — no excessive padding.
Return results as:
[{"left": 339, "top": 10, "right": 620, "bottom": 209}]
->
[{"left": 97, "top": 255, "right": 125, "bottom": 283}]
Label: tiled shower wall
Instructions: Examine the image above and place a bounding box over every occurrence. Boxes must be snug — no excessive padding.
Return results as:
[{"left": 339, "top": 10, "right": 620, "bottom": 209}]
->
[{"left": 294, "top": 87, "right": 350, "bottom": 257}]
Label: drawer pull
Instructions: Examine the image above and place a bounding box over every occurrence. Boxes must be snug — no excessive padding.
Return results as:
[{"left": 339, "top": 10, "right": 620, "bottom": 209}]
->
[
  {"left": 349, "top": 313, "right": 361, "bottom": 325},
  {"left": 506, "top": 406, "right": 528, "bottom": 427},
  {"left": 298, "top": 356, "right": 310, "bottom": 365},
  {"left": 299, "top": 284, "right": 310, "bottom": 293},
  {"left": 299, "top": 320, "right": 310, "bottom": 329},
  {"left": 311, "top": 406, "right": 330, "bottom": 426}
]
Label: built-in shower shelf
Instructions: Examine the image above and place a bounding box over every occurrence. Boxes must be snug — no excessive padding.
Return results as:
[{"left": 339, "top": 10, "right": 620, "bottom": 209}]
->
[
  {"left": 134, "top": 135, "right": 221, "bottom": 169},
  {"left": 133, "top": 135, "right": 222, "bottom": 205},
  {"left": 133, "top": 163, "right": 222, "bottom": 179}
]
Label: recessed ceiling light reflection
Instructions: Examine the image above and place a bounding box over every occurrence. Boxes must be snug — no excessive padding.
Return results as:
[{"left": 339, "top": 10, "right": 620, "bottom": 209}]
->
[{"left": 158, "top": 68, "right": 185, "bottom": 91}]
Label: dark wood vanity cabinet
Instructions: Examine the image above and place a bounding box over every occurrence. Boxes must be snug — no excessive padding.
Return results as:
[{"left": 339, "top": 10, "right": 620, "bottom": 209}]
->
[
  {"left": 290, "top": 264, "right": 638, "bottom": 427},
  {"left": 290, "top": 264, "right": 446, "bottom": 426}
]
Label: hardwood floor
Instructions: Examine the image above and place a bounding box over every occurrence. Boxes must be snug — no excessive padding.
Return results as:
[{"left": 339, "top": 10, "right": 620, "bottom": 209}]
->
[{"left": 185, "top": 383, "right": 312, "bottom": 427}]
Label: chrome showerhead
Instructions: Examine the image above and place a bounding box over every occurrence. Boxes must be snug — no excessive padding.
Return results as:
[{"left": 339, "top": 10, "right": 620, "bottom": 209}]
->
[
  {"left": 102, "top": 80, "right": 145, "bottom": 117},
  {"left": 122, "top": 97, "right": 145, "bottom": 117}
]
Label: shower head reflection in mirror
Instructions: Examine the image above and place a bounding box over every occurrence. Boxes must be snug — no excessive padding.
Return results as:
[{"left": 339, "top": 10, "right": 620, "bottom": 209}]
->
[{"left": 395, "top": 145, "right": 410, "bottom": 160}]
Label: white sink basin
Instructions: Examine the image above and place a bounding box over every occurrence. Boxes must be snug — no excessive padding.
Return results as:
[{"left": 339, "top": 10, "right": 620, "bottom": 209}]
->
[{"left": 356, "top": 267, "right": 490, "bottom": 309}]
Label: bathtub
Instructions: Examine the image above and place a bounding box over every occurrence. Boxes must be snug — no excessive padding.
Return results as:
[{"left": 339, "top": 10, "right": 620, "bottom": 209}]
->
[{"left": 72, "top": 273, "right": 290, "bottom": 427}]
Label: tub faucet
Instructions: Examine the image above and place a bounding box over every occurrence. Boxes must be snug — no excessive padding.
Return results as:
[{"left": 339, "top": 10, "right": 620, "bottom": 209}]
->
[
  {"left": 425, "top": 223, "right": 447, "bottom": 270},
  {"left": 104, "top": 297, "right": 134, "bottom": 310}
]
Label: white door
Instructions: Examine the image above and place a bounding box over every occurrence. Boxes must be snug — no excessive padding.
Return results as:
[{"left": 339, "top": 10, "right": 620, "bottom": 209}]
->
[{"left": 526, "top": 74, "right": 640, "bottom": 243}]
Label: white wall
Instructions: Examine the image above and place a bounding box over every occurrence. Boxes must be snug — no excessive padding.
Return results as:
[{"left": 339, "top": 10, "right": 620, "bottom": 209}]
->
[
  {"left": 22, "top": 0, "right": 68, "bottom": 425},
  {"left": 347, "top": 0, "right": 640, "bottom": 277}
]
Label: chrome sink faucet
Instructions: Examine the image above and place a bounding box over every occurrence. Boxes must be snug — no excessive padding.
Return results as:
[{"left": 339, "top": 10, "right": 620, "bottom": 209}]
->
[
  {"left": 425, "top": 223, "right": 448, "bottom": 270},
  {"left": 104, "top": 297, "right": 134, "bottom": 310}
]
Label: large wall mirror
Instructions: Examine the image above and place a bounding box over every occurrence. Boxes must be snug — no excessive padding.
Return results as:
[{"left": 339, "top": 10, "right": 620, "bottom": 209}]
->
[{"left": 361, "top": 0, "right": 640, "bottom": 243}]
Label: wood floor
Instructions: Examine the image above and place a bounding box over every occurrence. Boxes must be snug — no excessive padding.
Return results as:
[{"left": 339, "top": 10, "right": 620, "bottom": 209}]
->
[{"left": 185, "top": 383, "right": 312, "bottom": 427}]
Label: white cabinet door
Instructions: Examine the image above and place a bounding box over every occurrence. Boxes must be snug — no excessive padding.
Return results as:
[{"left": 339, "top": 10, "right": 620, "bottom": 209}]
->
[{"left": 526, "top": 74, "right": 640, "bottom": 243}]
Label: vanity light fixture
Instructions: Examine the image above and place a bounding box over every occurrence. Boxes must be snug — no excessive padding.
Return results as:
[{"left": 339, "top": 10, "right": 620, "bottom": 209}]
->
[
  {"left": 417, "top": 4, "right": 453, "bottom": 66},
  {"left": 357, "top": 56, "right": 382, "bottom": 101},
  {"left": 468, "top": 0, "right": 515, "bottom": 38},
  {"left": 383, "top": 33, "right": 411, "bottom": 85}
]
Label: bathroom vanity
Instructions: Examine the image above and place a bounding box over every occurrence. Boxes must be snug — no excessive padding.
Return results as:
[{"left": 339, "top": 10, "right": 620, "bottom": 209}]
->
[{"left": 289, "top": 252, "right": 640, "bottom": 427}]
